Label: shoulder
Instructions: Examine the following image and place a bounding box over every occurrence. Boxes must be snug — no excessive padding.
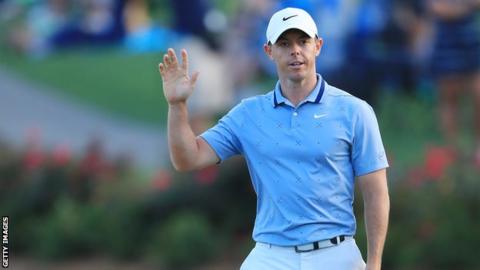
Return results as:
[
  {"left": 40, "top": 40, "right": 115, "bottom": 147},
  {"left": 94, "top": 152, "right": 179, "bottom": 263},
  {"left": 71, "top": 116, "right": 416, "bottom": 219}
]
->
[
  {"left": 224, "top": 91, "right": 273, "bottom": 117},
  {"left": 325, "top": 85, "right": 373, "bottom": 114},
  {"left": 242, "top": 91, "right": 274, "bottom": 105},
  {"left": 233, "top": 91, "right": 273, "bottom": 110}
]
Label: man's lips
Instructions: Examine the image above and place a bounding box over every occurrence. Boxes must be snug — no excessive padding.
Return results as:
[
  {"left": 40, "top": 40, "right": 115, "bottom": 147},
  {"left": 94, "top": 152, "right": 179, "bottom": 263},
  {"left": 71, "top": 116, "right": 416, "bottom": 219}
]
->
[{"left": 289, "top": 61, "right": 304, "bottom": 67}]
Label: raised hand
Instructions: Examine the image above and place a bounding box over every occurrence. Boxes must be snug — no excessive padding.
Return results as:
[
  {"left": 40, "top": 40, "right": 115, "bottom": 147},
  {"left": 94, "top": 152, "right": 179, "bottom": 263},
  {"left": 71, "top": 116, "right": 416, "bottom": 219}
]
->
[{"left": 158, "top": 48, "right": 199, "bottom": 105}]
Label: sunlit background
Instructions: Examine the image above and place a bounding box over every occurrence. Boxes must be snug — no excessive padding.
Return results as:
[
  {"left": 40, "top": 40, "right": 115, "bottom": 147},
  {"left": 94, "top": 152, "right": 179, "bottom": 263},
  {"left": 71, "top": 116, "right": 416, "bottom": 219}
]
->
[{"left": 0, "top": 0, "right": 479, "bottom": 269}]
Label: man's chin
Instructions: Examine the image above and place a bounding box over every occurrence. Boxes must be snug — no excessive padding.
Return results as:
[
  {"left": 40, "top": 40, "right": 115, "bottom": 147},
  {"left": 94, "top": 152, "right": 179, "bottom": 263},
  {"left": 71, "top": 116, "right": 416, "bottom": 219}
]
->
[{"left": 287, "top": 72, "right": 306, "bottom": 82}]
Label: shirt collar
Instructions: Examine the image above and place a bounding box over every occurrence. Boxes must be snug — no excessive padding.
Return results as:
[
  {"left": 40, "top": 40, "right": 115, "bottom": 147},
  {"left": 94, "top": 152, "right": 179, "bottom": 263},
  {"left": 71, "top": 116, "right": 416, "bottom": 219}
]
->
[{"left": 272, "top": 74, "right": 326, "bottom": 108}]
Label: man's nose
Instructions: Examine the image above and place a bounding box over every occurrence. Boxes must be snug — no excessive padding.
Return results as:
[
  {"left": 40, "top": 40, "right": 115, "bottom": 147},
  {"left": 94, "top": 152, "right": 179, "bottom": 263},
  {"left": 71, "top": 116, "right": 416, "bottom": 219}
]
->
[{"left": 290, "top": 43, "right": 301, "bottom": 55}]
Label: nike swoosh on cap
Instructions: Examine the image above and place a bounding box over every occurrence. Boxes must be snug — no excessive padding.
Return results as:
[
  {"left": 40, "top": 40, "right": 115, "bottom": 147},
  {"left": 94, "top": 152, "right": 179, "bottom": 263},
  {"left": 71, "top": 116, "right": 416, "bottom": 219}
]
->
[{"left": 282, "top": 15, "right": 298, "bottom": 21}]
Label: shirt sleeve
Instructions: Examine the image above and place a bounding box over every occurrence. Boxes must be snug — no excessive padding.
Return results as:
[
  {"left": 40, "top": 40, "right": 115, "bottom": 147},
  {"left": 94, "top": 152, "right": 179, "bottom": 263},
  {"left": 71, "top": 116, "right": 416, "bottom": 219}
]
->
[
  {"left": 351, "top": 101, "right": 389, "bottom": 176},
  {"left": 199, "top": 103, "right": 243, "bottom": 162}
]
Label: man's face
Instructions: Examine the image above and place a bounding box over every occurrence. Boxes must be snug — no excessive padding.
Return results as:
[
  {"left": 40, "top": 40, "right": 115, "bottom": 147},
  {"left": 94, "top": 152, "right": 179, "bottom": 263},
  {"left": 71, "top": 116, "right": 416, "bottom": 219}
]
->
[{"left": 264, "top": 29, "right": 323, "bottom": 82}]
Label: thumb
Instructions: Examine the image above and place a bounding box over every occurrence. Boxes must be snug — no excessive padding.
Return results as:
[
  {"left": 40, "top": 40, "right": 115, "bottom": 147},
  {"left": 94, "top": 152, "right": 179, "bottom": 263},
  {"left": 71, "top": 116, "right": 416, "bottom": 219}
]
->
[{"left": 190, "top": 71, "right": 199, "bottom": 86}]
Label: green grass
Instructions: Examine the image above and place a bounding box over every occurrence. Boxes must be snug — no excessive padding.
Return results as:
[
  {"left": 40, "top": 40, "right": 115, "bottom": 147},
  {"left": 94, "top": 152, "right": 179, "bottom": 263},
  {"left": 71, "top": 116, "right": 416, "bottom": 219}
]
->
[{"left": 1, "top": 48, "right": 168, "bottom": 126}]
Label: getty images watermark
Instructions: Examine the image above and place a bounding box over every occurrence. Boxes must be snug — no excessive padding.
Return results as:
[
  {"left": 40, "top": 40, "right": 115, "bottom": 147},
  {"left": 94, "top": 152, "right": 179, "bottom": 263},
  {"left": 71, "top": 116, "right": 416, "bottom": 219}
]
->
[{"left": 2, "top": 216, "right": 8, "bottom": 268}]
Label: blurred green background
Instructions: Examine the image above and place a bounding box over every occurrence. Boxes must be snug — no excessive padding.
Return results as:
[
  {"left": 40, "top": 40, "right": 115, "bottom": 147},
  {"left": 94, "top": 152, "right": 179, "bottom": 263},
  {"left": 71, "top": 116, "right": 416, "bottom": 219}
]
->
[{"left": 1, "top": 0, "right": 479, "bottom": 269}]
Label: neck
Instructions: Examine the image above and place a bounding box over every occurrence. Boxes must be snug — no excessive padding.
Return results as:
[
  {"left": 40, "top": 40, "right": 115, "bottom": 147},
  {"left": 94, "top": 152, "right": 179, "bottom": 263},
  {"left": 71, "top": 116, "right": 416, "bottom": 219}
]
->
[{"left": 279, "top": 74, "right": 318, "bottom": 107}]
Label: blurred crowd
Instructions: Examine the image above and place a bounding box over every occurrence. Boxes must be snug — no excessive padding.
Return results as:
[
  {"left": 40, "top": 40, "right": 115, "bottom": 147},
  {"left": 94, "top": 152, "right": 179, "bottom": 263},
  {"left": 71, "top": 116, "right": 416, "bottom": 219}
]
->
[{"left": 1, "top": 0, "right": 479, "bottom": 171}]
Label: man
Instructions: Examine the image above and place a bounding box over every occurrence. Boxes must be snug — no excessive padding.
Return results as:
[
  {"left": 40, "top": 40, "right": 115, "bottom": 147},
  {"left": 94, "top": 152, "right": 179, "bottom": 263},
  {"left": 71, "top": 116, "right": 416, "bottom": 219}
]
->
[{"left": 159, "top": 7, "right": 389, "bottom": 270}]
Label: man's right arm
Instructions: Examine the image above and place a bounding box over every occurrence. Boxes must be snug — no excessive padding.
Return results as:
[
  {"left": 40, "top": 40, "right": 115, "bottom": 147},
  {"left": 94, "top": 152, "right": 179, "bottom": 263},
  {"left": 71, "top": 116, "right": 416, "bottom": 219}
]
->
[
  {"left": 167, "top": 102, "right": 219, "bottom": 171},
  {"left": 159, "top": 48, "right": 219, "bottom": 171}
]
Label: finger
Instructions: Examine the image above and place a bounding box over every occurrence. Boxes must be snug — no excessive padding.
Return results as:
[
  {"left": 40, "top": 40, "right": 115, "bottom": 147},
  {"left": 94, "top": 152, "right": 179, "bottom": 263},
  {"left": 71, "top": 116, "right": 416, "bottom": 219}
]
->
[
  {"left": 158, "top": 63, "right": 165, "bottom": 76},
  {"left": 181, "top": 49, "right": 188, "bottom": 72},
  {"left": 163, "top": 54, "right": 170, "bottom": 67},
  {"left": 168, "top": 48, "right": 178, "bottom": 68},
  {"left": 190, "top": 71, "right": 199, "bottom": 86}
]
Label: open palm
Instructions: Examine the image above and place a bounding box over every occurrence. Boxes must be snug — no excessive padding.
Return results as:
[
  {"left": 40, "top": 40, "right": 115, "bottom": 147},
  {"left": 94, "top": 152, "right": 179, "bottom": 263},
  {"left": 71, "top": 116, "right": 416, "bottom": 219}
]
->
[{"left": 158, "top": 48, "right": 199, "bottom": 105}]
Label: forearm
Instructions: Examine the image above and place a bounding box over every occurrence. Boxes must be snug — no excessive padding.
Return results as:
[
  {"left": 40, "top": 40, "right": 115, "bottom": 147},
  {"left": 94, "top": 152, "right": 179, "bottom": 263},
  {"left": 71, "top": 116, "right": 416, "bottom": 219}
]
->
[
  {"left": 167, "top": 102, "right": 200, "bottom": 171},
  {"left": 363, "top": 184, "right": 390, "bottom": 269},
  {"left": 357, "top": 169, "right": 389, "bottom": 270}
]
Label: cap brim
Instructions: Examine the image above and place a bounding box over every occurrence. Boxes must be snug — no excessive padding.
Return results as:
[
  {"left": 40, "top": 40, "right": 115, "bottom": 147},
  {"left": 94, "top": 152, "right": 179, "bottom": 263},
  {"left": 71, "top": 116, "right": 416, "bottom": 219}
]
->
[{"left": 269, "top": 27, "right": 316, "bottom": 44}]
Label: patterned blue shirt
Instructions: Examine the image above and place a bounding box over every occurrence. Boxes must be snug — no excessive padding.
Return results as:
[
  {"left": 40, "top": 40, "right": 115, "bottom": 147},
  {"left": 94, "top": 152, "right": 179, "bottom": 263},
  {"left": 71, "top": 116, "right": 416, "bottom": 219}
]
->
[{"left": 200, "top": 75, "right": 388, "bottom": 246}]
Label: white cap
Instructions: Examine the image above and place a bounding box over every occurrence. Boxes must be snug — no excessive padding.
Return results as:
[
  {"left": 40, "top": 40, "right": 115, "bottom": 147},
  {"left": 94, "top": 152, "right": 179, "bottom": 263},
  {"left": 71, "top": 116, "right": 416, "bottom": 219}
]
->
[{"left": 266, "top": 7, "right": 318, "bottom": 44}]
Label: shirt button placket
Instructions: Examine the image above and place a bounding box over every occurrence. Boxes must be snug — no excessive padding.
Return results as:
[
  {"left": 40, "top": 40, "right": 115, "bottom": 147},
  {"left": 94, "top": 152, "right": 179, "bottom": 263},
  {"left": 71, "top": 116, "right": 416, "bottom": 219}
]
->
[{"left": 292, "top": 110, "right": 298, "bottom": 129}]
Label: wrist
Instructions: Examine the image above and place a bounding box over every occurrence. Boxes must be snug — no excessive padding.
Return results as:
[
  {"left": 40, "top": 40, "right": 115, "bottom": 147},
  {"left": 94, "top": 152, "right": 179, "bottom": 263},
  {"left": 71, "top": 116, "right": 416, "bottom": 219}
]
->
[
  {"left": 168, "top": 101, "right": 189, "bottom": 119},
  {"left": 168, "top": 101, "right": 188, "bottom": 109},
  {"left": 366, "top": 257, "right": 382, "bottom": 270}
]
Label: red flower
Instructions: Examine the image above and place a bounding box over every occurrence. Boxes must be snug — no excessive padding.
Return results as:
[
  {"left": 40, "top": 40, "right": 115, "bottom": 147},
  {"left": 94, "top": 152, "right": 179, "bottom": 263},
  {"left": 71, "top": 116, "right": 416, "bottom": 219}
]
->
[
  {"left": 152, "top": 170, "right": 172, "bottom": 191},
  {"left": 194, "top": 165, "right": 218, "bottom": 185},
  {"left": 424, "top": 146, "right": 456, "bottom": 179}
]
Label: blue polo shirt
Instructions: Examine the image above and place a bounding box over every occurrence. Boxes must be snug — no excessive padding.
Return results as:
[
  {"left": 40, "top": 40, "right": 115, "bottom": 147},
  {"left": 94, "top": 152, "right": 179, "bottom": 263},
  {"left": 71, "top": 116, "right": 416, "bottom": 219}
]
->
[{"left": 200, "top": 75, "right": 388, "bottom": 246}]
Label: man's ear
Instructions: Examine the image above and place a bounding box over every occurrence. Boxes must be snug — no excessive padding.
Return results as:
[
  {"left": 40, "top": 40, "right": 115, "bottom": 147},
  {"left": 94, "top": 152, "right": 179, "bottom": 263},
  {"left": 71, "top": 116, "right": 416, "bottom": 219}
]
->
[
  {"left": 315, "top": 37, "right": 323, "bottom": 56},
  {"left": 264, "top": 43, "right": 274, "bottom": 60}
]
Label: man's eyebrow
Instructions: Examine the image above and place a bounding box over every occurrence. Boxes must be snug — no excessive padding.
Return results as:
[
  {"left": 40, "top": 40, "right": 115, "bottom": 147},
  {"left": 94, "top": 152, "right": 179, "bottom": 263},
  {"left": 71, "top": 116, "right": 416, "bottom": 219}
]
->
[
  {"left": 299, "top": 33, "right": 310, "bottom": 38},
  {"left": 279, "top": 34, "right": 310, "bottom": 41}
]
